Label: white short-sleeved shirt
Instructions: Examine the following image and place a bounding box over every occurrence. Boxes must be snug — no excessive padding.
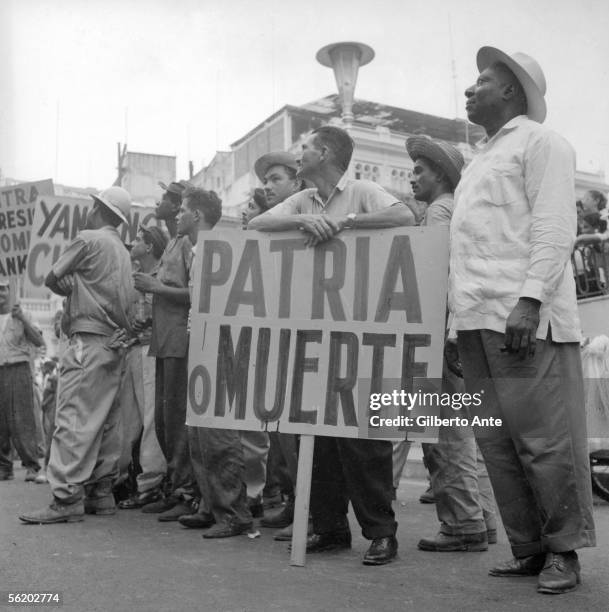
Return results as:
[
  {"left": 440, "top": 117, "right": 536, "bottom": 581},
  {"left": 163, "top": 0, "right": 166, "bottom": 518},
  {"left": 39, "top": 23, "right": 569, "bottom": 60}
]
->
[{"left": 266, "top": 174, "right": 399, "bottom": 217}]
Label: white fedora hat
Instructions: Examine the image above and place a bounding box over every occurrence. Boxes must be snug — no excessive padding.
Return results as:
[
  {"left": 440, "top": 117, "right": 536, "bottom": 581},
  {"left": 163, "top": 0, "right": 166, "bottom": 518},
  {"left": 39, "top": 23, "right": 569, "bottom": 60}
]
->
[{"left": 477, "top": 46, "right": 547, "bottom": 123}]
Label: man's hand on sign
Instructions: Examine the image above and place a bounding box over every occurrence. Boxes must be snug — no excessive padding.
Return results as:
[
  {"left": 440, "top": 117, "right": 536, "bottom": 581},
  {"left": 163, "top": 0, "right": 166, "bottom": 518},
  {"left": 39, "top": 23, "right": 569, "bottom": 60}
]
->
[
  {"left": 56, "top": 274, "right": 74, "bottom": 295},
  {"left": 133, "top": 272, "right": 162, "bottom": 294},
  {"left": 503, "top": 297, "right": 541, "bottom": 360},
  {"left": 299, "top": 214, "right": 342, "bottom": 247}
]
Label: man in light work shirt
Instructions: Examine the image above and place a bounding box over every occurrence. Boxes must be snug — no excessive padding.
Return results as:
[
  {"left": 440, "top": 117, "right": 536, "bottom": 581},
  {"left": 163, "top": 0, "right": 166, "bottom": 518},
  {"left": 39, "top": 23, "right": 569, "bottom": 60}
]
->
[
  {"left": 449, "top": 47, "right": 595, "bottom": 594},
  {"left": 250, "top": 125, "right": 414, "bottom": 565},
  {"left": 20, "top": 186, "right": 134, "bottom": 524},
  {"left": 403, "top": 135, "right": 497, "bottom": 553},
  {"left": 0, "top": 280, "right": 44, "bottom": 482}
]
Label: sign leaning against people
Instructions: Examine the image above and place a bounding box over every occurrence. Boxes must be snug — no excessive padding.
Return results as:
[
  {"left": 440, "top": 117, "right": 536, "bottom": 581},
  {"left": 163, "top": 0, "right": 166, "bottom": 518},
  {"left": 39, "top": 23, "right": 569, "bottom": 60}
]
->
[{"left": 187, "top": 227, "right": 449, "bottom": 439}]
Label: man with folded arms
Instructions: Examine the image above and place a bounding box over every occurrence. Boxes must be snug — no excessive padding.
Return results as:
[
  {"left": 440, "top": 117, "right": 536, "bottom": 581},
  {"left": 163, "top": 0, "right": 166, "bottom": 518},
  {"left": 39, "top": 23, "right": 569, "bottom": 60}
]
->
[
  {"left": 20, "top": 187, "right": 134, "bottom": 523},
  {"left": 250, "top": 125, "right": 414, "bottom": 565},
  {"left": 449, "top": 47, "right": 595, "bottom": 594}
]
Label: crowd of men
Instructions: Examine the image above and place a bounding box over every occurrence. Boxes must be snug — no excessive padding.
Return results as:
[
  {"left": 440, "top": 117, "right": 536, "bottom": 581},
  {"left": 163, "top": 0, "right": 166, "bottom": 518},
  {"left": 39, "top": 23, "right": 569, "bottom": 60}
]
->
[{"left": 1, "top": 45, "right": 604, "bottom": 596}]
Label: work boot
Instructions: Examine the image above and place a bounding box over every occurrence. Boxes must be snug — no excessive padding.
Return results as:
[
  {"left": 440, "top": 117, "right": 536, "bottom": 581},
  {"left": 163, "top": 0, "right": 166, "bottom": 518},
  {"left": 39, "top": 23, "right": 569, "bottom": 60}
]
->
[
  {"left": 141, "top": 497, "right": 178, "bottom": 514},
  {"left": 260, "top": 501, "right": 294, "bottom": 528},
  {"left": 84, "top": 480, "right": 116, "bottom": 515},
  {"left": 19, "top": 499, "right": 85, "bottom": 524},
  {"left": 158, "top": 501, "right": 195, "bottom": 522},
  {"left": 202, "top": 520, "right": 253, "bottom": 538},
  {"left": 489, "top": 554, "right": 546, "bottom": 577},
  {"left": 418, "top": 531, "right": 488, "bottom": 552},
  {"left": 84, "top": 495, "right": 116, "bottom": 515},
  {"left": 273, "top": 520, "right": 313, "bottom": 541}
]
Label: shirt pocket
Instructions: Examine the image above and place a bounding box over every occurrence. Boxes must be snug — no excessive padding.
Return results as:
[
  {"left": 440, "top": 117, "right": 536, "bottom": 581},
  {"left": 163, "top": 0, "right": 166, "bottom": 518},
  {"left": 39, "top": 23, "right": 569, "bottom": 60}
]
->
[{"left": 480, "top": 162, "right": 524, "bottom": 207}]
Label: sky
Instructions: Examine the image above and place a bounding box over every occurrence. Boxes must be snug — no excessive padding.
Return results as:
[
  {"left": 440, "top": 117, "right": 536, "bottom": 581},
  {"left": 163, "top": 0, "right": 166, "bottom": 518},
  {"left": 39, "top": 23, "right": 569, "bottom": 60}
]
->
[{"left": 2, "top": 0, "right": 609, "bottom": 190}]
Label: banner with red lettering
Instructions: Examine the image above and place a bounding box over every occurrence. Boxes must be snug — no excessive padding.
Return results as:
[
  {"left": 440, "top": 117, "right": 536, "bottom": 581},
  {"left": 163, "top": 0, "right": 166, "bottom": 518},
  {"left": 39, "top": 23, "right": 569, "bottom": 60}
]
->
[
  {"left": 0, "top": 179, "right": 54, "bottom": 280},
  {"left": 187, "top": 228, "right": 449, "bottom": 439},
  {"left": 24, "top": 195, "right": 161, "bottom": 298}
]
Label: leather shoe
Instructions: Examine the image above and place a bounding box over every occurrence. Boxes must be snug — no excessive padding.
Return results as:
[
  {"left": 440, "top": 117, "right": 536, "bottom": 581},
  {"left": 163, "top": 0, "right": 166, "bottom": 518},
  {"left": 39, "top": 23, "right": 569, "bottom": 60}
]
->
[
  {"left": 260, "top": 502, "right": 294, "bottom": 528},
  {"left": 306, "top": 531, "right": 351, "bottom": 553},
  {"left": 19, "top": 500, "right": 84, "bottom": 524},
  {"left": 178, "top": 512, "right": 215, "bottom": 529},
  {"left": 158, "top": 502, "right": 194, "bottom": 522},
  {"left": 119, "top": 489, "right": 161, "bottom": 510},
  {"left": 25, "top": 469, "right": 39, "bottom": 482},
  {"left": 537, "top": 552, "right": 581, "bottom": 594},
  {"left": 418, "top": 531, "right": 488, "bottom": 552},
  {"left": 274, "top": 520, "right": 313, "bottom": 541},
  {"left": 489, "top": 553, "right": 546, "bottom": 577},
  {"left": 84, "top": 494, "right": 116, "bottom": 515},
  {"left": 141, "top": 497, "right": 178, "bottom": 514},
  {"left": 202, "top": 521, "right": 253, "bottom": 538},
  {"left": 363, "top": 536, "right": 398, "bottom": 565}
]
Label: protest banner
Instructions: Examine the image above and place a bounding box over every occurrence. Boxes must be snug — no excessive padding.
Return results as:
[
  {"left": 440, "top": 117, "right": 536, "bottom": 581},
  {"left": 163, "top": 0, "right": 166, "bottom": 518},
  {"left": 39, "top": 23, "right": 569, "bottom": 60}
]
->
[
  {"left": 24, "top": 195, "right": 160, "bottom": 298},
  {"left": 187, "top": 227, "right": 449, "bottom": 439},
  {"left": 0, "top": 179, "right": 54, "bottom": 280}
]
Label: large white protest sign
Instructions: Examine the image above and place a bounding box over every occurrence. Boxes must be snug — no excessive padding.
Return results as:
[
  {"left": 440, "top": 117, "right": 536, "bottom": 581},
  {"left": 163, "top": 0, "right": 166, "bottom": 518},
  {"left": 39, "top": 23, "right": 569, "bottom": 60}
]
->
[
  {"left": 0, "top": 179, "right": 54, "bottom": 280},
  {"left": 24, "top": 195, "right": 160, "bottom": 298},
  {"left": 187, "top": 228, "right": 449, "bottom": 439}
]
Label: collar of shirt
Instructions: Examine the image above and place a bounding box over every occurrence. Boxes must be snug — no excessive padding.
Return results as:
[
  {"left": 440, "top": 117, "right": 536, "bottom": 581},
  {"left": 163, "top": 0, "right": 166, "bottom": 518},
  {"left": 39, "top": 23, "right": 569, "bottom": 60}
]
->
[
  {"left": 309, "top": 172, "right": 349, "bottom": 210},
  {"left": 475, "top": 115, "right": 528, "bottom": 150}
]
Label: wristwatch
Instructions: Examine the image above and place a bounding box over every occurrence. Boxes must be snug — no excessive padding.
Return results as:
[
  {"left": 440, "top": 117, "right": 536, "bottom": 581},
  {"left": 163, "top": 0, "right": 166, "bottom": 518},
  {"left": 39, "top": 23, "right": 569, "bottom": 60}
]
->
[{"left": 345, "top": 213, "right": 357, "bottom": 229}]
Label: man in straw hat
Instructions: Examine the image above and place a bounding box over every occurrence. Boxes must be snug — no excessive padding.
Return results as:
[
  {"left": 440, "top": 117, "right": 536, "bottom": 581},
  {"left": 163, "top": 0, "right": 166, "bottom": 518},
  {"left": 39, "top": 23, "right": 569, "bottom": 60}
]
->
[
  {"left": 20, "top": 186, "right": 135, "bottom": 524},
  {"left": 403, "top": 136, "right": 497, "bottom": 553},
  {"left": 449, "top": 47, "right": 595, "bottom": 593}
]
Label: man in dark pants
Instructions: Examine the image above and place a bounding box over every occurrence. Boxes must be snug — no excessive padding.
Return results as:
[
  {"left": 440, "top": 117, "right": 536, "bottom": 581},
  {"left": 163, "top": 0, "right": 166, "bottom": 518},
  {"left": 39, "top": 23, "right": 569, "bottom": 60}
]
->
[
  {"left": 250, "top": 126, "right": 415, "bottom": 565},
  {"left": 133, "top": 182, "right": 196, "bottom": 521},
  {"left": 0, "top": 280, "right": 44, "bottom": 482},
  {"left": 449, "top": 47, "right": 595, "bottom": 594}
]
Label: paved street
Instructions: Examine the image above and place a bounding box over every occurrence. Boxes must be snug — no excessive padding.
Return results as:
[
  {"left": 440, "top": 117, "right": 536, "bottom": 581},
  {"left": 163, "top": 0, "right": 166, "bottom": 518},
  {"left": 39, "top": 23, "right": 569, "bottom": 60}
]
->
[{"left": 1, "top": 465, "right": 608, "bottom": 612}]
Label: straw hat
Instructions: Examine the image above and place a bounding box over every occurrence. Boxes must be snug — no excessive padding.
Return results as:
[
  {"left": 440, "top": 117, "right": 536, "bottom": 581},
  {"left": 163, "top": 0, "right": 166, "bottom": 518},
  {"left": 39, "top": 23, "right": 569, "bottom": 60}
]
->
[
  {"left": 406, "top": 136, "right": 465, "bottom": 190},
  {"left": 477, "top": 46, "right": 547, "bottom": 123}
]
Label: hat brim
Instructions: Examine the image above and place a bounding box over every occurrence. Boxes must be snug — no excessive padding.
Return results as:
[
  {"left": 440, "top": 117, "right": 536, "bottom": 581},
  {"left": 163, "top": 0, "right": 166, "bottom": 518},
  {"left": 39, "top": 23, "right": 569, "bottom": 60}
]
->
[
  {"left": 406, "top": 138, "right": 462, "bottom": 190},
  {"left": 90, "top": 194, "right": 129, "bottom": 225},
  {"left": 254, "top": 153, "right": 299, "bottom": 183},
  {"left": 477, "top": 46, "right": 546, "bottom": 123}
]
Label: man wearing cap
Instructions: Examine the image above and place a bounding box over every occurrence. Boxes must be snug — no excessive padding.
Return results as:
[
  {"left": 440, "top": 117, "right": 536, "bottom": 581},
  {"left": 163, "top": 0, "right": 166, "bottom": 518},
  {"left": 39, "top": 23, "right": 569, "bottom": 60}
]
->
[
  {"left": 156, "top": 181, "right": 187, "bottom": 238},
  {"left": 250, "top": 125, "right": 415, "bottom": 565},
  {"left": 20, "top": 187, "right": 134, "bottom": 523},
  {"left": 450, "top": 48, "right": 595, "bottom": 593},
  {"left": 133, "top": 186, "right": 197, "bottom": 521},
  {"left": 0, "top": 280, "right": 44, "bottom": 482},
  {"left": 254, "top": 151, "right": 302, "bottom": 209},
  {"left": 117, "top": 225, "right": 169, "bottom": 509},
  {"left": 404, "top": 135, "right": 497, "bottom": 553}
]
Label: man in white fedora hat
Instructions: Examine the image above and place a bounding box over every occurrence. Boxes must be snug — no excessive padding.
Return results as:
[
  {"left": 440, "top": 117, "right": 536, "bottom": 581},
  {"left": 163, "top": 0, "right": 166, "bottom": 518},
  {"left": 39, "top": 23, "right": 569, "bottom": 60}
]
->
[
  {"left": 20, "top": 186, "right": 135, "bottom": 524},
  {"left": 449, "top": 47, "right": 595, "bottom": 593},
  {"left": 402, "top": 136, "right": 497, "bottom": 553}
]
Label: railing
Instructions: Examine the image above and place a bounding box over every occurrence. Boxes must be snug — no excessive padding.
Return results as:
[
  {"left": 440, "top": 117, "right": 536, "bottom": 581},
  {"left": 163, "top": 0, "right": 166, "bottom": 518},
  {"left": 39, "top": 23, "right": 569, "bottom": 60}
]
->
[{"left": 573, "top": 239, "right": 609, "bottom": 299}]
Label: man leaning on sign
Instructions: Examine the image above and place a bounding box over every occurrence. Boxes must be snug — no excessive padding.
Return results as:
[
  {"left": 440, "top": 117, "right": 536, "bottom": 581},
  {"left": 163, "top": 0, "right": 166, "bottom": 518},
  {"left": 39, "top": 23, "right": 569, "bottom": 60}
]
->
[
  {"left": 250, "top": 125, "right": 415, "bottom": 566},
  {"left": 449, "top": 47, "right": 595, "bottom": 594}
]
